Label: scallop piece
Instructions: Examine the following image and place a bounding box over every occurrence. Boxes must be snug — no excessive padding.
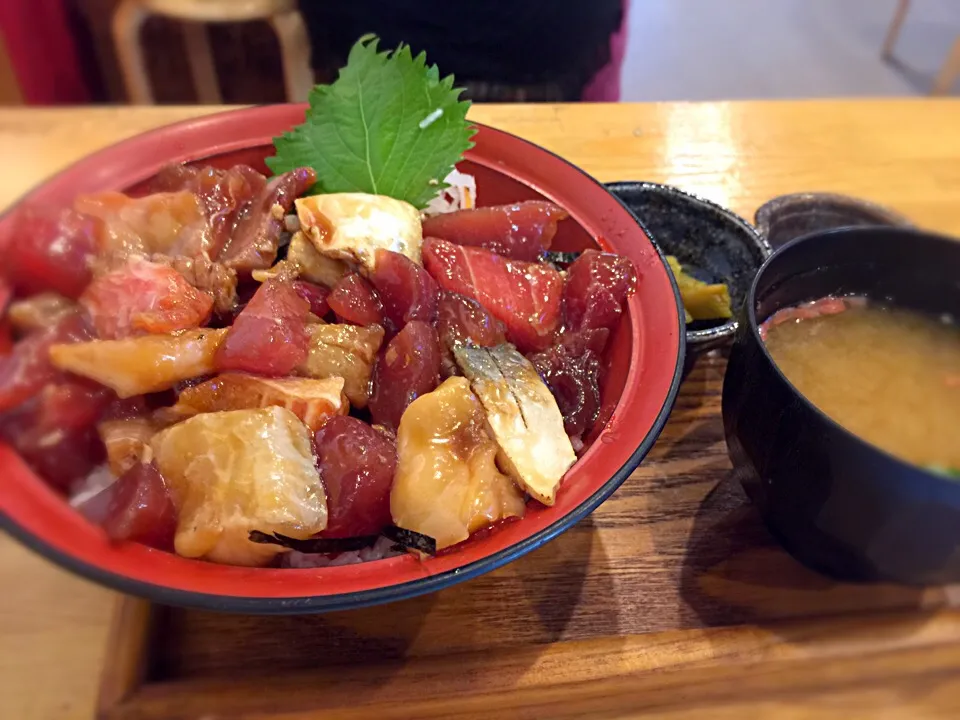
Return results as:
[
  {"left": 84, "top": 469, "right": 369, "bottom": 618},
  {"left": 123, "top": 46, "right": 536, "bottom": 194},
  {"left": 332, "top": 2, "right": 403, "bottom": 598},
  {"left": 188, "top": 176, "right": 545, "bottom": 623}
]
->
[
  {"left": 295, "top": 193, "right": 422, "bottom": 271},
  {"left": 454, "top": 344, "right": 576, "bottom": 506},
  {"left": 391, "top": 376, "right": 526, "bottom": 550},
  {"left": 49, "top": 328, "right": 227, "bottom": 398},
  {"left": 169, "top": 374, "right": 347, "bottom": 431},
  {"left": 150, "top": 407, "right": 327, "bottom": 566},
  {"left": 7, "top": 293, "right": 77, "bottom": 334},
  {"left": 287, "top": 231, "right": 349, "bottom": 287},
  {"left": 296, "top": 323, "right": 384, "bottom": 407}
]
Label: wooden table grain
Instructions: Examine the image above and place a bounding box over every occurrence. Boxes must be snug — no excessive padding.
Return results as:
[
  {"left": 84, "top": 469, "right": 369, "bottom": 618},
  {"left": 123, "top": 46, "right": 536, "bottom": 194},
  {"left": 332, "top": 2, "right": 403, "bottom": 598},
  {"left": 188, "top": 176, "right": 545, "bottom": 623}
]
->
[{"left": 2, "top": 100, "right": 960, "bottom": 720}]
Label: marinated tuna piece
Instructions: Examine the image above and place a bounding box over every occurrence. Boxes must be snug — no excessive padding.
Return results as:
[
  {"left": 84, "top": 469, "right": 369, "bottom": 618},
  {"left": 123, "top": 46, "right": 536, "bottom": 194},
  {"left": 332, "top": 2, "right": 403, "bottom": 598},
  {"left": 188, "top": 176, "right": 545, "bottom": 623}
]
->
[
  {"left": 75, "top": 191, "right": 213, "bottom": 259},
  {"left": 170, "top": 374, "right": 347, "bottom": 431},
  {"left": 0, "top": 278, "right": 9, "bottom": 318},
  {"left": 151, "top": 407, "right": 327, "bottom": 566},
  {"left": 314, "top": 416, "right": 397, "bottom": 537},
  {"left": 295, "top": 193, "right": 422, "bottom": 271},
  {"left": 78, "top": 463, "right": 176, "bottom": 550},
  {"left": 369, "top": 249, "right": 439, "bottom": 330},
  {"left": 454, "top": 344, "right": 575, "bottom": 505},
  {"left": 296, "top": 323, "right": 384, "bottom": 407},
  {"left": 529, "top": 328, "right": 609, "bottom": 441},
  {"left": 0, "top": 380, "right": 113, "bottom": 490},
  {"left": 421, "top": 201, "right": 568, "bottom": 261},
  {"left": 369, "top": 321, "right": 441, "bottom": 431},
  {"left": 292, "top": 281, "right": 330, "bottom": 319},
  {"left": 98, "top": 417, "right": 162, "bottom": 476},
  {"left": 0, "top": 321, "right": 10, "bottom": 356},
  {"left": 152, "top": 253, "right": 238, "bottom": 315},
  {"left": 80, "top": 257, "right": 214, "bottom": 339},
  {"left": 423, "top": 237, "right": 563, "bottom": 352},
  {"left": 436, "top": 290, "right": 507, "bottom": 376},
  {"left": 215, "top": 279, "right": 310, "bottom": 376},
  {"left": 286, "top": 231, "right": 348, "bottom": 287},
  {"left": 7, "top": 293, "right": 78, "bottom": 334},
  {"left": 391, "top": 376, "right": 525, "bottom": 550},
  {"left": 562, "top": 250, "right": 638, "bottom": 334},
  {"left": 4, "top": 207, "right": 97, "bottom": 299},
  {"left": 50, "top": 327, "right": 227, "bottom": 398},
  {"left": 152, "top": 163, "right": 266, "bottom": 259},
  {"left": 219, "top": 167, "right": 317, "bottom": 273},
  {"left": 0, "top": 312, "right": 94, "bottom": 413},
  {"left": 328, "top": 273, "right": 384, "bottom": 327}
]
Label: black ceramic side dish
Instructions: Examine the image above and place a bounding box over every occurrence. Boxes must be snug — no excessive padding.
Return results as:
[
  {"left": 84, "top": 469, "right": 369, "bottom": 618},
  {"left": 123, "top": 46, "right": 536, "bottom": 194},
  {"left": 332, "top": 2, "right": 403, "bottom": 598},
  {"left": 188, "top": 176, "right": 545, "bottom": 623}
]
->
[
  {"left": 755, "top": 192, "right": 912, "bottom": 250},
  {"left": 607, "top": 182, "right": 771, "bottom": 359},
  {"left": 722, "top": 227, "right": 960, "bottom": 586}
]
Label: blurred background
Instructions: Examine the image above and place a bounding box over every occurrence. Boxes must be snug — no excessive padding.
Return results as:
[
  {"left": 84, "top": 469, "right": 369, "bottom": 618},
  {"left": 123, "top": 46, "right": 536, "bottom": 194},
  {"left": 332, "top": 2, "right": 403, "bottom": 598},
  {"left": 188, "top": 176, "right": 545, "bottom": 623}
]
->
[{"left": 0, "top": 0, "right": 957, "bottom": 106}]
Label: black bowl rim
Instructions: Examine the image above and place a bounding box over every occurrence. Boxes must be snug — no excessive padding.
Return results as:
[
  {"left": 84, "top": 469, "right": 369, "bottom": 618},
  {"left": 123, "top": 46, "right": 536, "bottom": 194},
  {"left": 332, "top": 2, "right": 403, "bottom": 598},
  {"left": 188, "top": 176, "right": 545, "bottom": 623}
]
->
[
  {"left": 0, "top": 108, "right": 687, "bottom": 614},
  {"left": 754, "top": 191, "right": 914, "bottom": 238},
  {"left": 605, "top": 180, "right": 772, "bottom": 349},
  {"left": 745, "top": 225, "right": 960, "bottom": 489}
]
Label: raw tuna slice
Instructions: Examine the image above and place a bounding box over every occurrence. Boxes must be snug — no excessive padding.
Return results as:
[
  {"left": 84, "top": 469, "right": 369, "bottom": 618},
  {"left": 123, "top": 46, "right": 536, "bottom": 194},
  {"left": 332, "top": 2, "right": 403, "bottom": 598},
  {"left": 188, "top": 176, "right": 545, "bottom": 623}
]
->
[
  {"left": 421, "top": 201, "right": 568, "bottom": 261},
  {"left": 216, "top": 279, "right": 310, "bottom": 376},
  {"left": 562, "top": 250, "right": 638, "bottom": 334},
  {"left": 422, "top": 237, "right": 562, "bottom": 353},
  {"left": 152, "top": 163, "right": 267, "bottom": 259},
  {"left": 80, "top": 257, "right": 213, "bottom": 339},
  {"left": 78, "top": 463, "right": 177, "bottom": 550},
  {"left": 3, "top": 207, "right": 97, "bottom": 299}
]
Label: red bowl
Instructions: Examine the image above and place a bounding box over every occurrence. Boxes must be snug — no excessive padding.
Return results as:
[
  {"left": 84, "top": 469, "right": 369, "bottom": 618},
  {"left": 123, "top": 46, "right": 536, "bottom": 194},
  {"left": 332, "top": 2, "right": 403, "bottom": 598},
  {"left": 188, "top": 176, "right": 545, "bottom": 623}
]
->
[{"left": 0, "top": 106, "right": 684, "bottom": 613}]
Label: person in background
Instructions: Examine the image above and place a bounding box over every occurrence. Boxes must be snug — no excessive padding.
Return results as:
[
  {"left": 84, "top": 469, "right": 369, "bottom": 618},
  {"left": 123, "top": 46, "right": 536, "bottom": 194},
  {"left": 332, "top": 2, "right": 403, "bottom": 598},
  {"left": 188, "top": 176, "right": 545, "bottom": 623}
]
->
[{"left": 299, "top": 1, "right": 628, "bottom": 102}]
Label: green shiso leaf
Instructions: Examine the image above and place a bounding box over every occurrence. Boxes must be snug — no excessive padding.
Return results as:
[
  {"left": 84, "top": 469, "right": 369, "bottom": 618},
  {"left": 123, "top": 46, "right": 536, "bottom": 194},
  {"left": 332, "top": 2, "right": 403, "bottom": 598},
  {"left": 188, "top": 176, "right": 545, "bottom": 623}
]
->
[{"left": 266, "top": 34, "right": 475, "bottom": 209}]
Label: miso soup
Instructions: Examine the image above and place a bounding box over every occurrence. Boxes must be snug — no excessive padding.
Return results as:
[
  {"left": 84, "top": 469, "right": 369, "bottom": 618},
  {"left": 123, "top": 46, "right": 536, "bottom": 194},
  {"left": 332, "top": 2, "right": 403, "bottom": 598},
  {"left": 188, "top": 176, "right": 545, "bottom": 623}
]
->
[{"left": 763, "top": 299, "right": 960, "bottom": 472}]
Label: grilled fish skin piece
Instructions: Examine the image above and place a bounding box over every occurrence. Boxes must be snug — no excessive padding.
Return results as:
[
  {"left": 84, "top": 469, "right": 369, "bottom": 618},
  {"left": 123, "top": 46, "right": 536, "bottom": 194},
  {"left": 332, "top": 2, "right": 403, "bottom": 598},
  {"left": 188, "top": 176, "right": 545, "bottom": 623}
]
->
[{"left": 453, "top": 343, "right": 576, "bottom": 505}]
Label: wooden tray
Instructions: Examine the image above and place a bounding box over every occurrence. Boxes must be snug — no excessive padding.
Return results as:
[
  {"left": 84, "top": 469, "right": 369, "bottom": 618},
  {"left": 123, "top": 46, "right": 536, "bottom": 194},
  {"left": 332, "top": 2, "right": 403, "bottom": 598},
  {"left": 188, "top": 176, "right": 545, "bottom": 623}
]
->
[{"left": 97, "top": 354, "right": 960, "bottom": 720}]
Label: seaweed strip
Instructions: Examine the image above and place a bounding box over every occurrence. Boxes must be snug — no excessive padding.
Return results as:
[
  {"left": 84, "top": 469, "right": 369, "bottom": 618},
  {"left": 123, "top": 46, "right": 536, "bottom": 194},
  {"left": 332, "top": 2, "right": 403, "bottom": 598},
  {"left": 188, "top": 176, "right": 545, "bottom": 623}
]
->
[
  {"left": 248, "top": 530, "right": 378, "bottom": 554},
  {"left": 543, "top": 250, "right": 581, "bottom": 268},
  {"left": 382, "top": 525, "right": 437, "bottom": 555}
]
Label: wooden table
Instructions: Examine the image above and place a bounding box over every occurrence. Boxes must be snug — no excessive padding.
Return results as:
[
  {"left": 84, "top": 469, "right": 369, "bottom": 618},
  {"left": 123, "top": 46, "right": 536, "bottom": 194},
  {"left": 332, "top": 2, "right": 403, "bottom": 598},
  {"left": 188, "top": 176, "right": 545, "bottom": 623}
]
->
[{"left": 2, "top": 100, "right": 960, "bottom": 720}]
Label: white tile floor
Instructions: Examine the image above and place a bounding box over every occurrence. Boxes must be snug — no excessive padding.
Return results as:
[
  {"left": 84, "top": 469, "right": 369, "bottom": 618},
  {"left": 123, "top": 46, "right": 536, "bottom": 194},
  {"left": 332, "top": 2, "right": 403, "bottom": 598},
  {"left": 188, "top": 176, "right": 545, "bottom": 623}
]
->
[{"left": 621, "top": 0, "right": 960, "bottom": 101}]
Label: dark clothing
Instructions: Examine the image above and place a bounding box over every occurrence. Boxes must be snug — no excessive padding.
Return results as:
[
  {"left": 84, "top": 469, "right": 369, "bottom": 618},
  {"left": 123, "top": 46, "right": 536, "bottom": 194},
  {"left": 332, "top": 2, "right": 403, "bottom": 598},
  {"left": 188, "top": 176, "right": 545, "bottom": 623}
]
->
[{"left": 299, "top": 1, "right": 623, "bottom": 101}]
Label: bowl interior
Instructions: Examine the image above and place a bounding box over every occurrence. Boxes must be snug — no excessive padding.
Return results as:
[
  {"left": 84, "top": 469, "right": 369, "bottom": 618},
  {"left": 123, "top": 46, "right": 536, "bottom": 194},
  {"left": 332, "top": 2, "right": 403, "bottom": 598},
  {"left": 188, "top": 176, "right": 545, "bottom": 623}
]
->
[
  {"left": 607, "top": 183, "right": 768, "bottom": 342},
  {"left": 0, "top": 107, "right": 684, "bottom": 612}
]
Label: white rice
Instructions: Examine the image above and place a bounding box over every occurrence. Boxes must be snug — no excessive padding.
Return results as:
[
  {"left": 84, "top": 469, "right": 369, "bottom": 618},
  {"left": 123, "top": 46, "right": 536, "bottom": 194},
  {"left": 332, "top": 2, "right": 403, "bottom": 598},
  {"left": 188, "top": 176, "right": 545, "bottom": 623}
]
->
[
  {"left": 423, "top": 168, "right": 477, "bottom": 217},
  {"left": 281, "top": 535, "right": 404, "bottom": 568}
]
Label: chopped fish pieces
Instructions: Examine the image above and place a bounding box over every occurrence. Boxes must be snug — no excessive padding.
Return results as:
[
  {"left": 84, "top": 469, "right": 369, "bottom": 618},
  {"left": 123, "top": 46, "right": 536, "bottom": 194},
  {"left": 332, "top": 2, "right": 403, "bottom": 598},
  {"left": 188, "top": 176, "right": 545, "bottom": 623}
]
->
[
  {"left": 150, "top": 407, "right": 327, "bottom": 566},
  {"left": 296, "top": 323, "right": 384, "bottom": 407},
  {"left": 286, "top": 231, "right": 349, "bottom": 287},
  {"left": 391, "top": 377, "right": 525, "bottom": 550},
  {"left": 98, "top": 417, "right": 162, "bottom": 476},
  {"left": 295, "top": 193, "right": 422, "bottom": 271},
  {"left": 168, "top": 374, "right": 348, "bottom": 431},
  {"left": 454, "top": 343, "right": 576, "bottom": 505},
  {"left": 49, "top": 328, "right": 227, "bottom": 398}
]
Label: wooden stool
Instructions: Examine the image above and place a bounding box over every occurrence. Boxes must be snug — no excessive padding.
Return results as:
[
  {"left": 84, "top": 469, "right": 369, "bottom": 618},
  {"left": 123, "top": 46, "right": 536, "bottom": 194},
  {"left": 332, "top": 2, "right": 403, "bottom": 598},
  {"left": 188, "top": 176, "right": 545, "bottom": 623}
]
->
[
  {"left": 112, "top": 0, "right": 313, "bottom": 104},
  {"left": 882, "top": 0, "right": 960, "bottom": 96}
]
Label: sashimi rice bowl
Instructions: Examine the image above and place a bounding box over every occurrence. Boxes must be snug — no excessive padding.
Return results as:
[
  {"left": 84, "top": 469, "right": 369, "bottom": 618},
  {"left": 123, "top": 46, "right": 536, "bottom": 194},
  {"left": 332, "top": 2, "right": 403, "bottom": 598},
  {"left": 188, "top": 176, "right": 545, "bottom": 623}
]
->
[{"left": 0, "top": 37, "right": 683, "bottom": 607}]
